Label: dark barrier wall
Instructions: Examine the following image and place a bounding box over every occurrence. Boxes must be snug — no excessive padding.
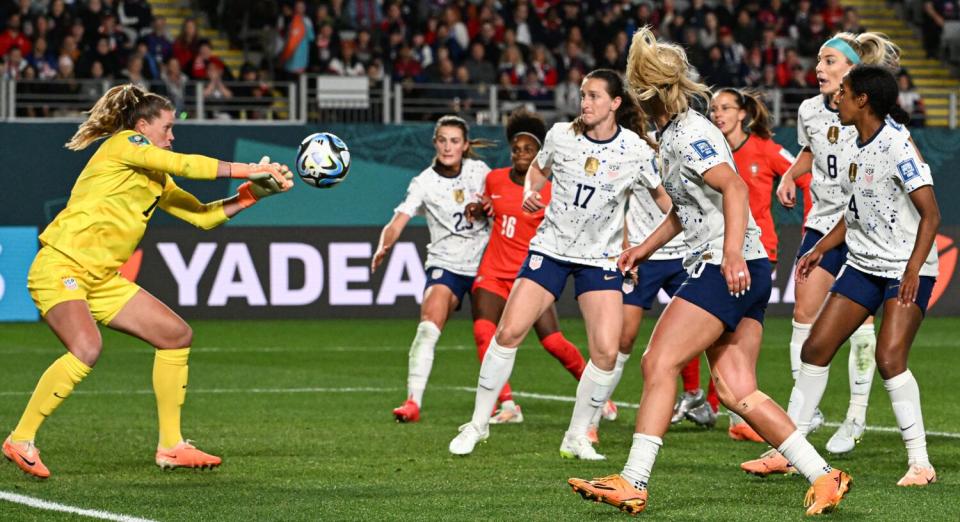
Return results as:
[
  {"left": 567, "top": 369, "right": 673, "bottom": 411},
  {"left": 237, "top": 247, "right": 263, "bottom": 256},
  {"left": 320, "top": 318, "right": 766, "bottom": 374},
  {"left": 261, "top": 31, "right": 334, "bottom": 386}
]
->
[{"left": 1, "top": 123, "right": 959, "bottom": 321}]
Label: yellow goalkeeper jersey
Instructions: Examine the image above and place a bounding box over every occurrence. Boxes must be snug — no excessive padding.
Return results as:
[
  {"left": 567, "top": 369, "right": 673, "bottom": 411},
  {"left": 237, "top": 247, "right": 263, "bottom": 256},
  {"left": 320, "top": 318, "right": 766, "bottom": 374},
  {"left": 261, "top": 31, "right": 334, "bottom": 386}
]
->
[{"left": 39, "top": 130, "right": 222, "bottom": 279}]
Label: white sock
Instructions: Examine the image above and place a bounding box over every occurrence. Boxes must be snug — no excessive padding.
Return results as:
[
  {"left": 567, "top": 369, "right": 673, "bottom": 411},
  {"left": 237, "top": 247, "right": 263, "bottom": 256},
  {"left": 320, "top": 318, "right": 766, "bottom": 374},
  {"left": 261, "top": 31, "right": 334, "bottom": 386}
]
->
[
  {"left": 884, "top": 370, "right": 931, "bottom": 468},
  {"left": 778, "top": 429, "right": 831, "bottom": 483},
  {"left": 589, "top": 351, "right": 630, "bottom": 426},
  {"left": 788, "top": 362, "right": 830, "bottom": 435},
  {"left": 847, "top": 324, "right": 876, "bottom": 423},
  {"left": 469, "top": 338, "right": 517, "bottom": 429},
  {"left": 622, "top": 433, "right": 662, "bottom": 490},
  {"left": 406, "top": 321, "right": 440, "bottom": 406},
  {"left": 790, "top": 321, "right": 811, "bottom": 381},
  {"left": 728, "top": 411, "right": 745, "bottom": 426},
  {"left": 567, "top": 360, "right": 616, "bottom": 437}
]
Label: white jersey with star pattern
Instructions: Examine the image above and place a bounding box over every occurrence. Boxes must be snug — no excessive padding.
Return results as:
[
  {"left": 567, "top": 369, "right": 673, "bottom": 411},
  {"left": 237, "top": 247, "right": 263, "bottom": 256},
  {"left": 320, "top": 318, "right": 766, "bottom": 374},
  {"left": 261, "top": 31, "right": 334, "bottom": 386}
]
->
[
  {"left": 626, "top": 162, "right": 687, "bottom": 261},
  {"left": 658, "top": 110, "right": 766, "bottom": 271},
  {"left": 394, "top": 158, "right": 491, "bottom": 276},
  {"left": 840, "top": 122, "right": 938, "bottom": 278},
  {"left": 798, "top": 95, "right": 911, "bottom": 235},
  {"left": 530, "top": 122, "right": 659, "bottom": 269}
]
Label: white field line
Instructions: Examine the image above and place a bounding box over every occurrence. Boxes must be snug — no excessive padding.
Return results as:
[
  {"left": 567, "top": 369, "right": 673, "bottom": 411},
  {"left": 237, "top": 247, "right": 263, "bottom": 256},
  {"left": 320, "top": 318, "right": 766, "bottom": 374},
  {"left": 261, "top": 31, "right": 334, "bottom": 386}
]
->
[
  {"left": 0, "top": 491, "right": 156, "bottom": 522},
  {"left": 1, "top": 384, "right": 958, "bottom": 440}
]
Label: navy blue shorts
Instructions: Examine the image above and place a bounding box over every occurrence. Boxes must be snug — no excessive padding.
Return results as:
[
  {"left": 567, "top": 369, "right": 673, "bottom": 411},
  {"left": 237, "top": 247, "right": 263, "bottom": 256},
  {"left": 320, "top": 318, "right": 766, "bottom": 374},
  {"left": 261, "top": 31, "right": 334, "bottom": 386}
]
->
[
  {"left": 797, "top": 227, "right": 848, "bottom": 277},
  {"left": 424, "top": 266, "right": 474, "bottom": 307},
  {"left": 517, "top": 251, "right": 623, "bottom": 300},
  {"left": 674, "top": 259, "right": 773, "bottom": 332},
  {"left": 832, "top": 264, "right": 936, "bottom": 315},
  {"left": 623, "top": 258, "right": 687, "bottom": 309}
]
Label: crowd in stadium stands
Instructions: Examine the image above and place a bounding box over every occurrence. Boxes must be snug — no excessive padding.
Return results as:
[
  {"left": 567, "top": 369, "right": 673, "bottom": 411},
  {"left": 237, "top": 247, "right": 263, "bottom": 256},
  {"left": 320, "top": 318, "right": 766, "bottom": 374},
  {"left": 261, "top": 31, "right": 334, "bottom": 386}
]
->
[{"left": 0, "top": 0, "right": 927, "bottom": 125}]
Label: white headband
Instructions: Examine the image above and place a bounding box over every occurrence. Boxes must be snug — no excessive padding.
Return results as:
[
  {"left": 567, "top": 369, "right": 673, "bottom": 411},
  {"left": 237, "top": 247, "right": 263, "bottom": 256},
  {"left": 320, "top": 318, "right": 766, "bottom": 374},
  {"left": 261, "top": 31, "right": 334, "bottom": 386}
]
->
[{"left": 513, "top": 131, "right": 542, "bottom": 146}]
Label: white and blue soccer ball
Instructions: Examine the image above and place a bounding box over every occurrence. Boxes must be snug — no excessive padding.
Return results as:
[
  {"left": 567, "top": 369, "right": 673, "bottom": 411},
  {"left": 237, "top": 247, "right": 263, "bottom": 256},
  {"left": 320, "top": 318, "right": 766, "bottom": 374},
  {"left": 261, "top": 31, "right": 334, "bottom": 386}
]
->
[{"left": 295, "top": 132, "right": 351, "bottom": 189}]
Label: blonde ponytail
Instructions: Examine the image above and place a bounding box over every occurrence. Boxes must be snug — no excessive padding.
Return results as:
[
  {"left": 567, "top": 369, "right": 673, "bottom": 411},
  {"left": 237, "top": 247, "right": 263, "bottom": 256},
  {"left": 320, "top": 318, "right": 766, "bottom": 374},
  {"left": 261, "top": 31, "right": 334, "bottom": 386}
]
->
[
  {"left": 828, "top": 31, "right": 901, "bottom": 72},
  {"left": 65, "top": 84, "right": 174, "bottom": 151},
  {"left": 626, "top": 26, "right": 712, "bottom": 117}
]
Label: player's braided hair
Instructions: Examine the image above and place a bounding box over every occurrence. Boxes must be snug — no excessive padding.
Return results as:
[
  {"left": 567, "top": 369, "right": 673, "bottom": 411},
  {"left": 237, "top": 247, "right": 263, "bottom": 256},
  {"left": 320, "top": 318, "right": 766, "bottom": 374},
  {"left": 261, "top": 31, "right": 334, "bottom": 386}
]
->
[
  {"left": 715, "top": 88, "right": 774, "bottom": 140},
  {"left": 626, "top": 26, "right": 712, "bottom": 120},
  {"left": 505, "top": 108, "right": 546, "bottom": 146},
  {"left": 571, "top": 68, "right": 657, "bottom": 150},
  {"left": 846, "top": 64, "right": 911, "bottom": 125},
  {"left": 829, "top": 32, "right": 901, "bottom": 72},
  {"left": 433, "top": 114, "right": 496, "bottom": 160},
  {"left": 65, "top": 84, "right": 174, "bottom": 151}
]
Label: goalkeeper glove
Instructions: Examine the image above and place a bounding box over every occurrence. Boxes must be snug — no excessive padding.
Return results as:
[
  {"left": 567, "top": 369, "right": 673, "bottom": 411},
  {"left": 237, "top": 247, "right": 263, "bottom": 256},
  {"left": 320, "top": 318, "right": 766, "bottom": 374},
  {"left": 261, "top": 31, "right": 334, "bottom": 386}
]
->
[
  {"left": 229, "top": 159, "right": 294, "bottom": 189},
  {"left": 236, "top": 156, "right": 294, "bottom": 209}
]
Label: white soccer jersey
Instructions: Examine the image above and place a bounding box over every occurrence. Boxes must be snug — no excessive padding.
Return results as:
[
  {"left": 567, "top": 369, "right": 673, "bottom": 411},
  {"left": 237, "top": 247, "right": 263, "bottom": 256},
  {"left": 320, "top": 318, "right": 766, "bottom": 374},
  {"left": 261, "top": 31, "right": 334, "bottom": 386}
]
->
[
  {"left": 841, "top": 122, "right": 938, "bottom": 278},
  {"left": 394, "top": 158, "right": 491, "bottom": 276},
  {"left": 658, "top": 110, "right": 767, "bottom": 270},
  {"left": 626, "top": 175, "right": 687, "bottom": 261},
  {"left": 530, "top": 122, "right": 659, "bottom": 269},
  {"left": 798, "top": 95, "right": 911, "bottom": 234}
]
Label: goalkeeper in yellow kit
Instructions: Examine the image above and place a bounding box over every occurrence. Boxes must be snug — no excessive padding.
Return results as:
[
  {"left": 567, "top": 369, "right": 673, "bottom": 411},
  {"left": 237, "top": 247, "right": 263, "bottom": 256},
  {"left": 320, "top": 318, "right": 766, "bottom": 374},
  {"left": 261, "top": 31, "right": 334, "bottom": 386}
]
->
[{"left": 2, "top": 84, "right": 293, "bottom": 479}]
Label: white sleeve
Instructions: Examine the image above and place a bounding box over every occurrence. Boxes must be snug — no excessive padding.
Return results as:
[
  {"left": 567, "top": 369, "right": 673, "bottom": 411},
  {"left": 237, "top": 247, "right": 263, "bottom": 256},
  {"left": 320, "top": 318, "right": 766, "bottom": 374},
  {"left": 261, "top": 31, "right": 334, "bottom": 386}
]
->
[
  {"left": 633, "top": 147, "right": 662, "bottom": 190},
  {"left": 394, "top": 177, "right": 424, "bottom": 217},
  {"left": 682, "top": 133, "right": 727, "bottom": 177},
  {"left": 535, "top": 127, "right": 558, "bottom": 170},
  {"left": 797, "top": 107, "right": 811, "bottom": 148},
  {"left": 892, "top": 139, "right": 933, "bottom": 193}
]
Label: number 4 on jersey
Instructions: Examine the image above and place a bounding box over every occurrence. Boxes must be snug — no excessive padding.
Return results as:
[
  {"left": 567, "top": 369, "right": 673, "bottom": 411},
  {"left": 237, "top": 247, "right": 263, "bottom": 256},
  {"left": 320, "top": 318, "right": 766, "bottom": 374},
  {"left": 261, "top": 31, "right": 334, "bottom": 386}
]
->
[{"left": 848, "top": 195, "right": 859, "bottom": 220}]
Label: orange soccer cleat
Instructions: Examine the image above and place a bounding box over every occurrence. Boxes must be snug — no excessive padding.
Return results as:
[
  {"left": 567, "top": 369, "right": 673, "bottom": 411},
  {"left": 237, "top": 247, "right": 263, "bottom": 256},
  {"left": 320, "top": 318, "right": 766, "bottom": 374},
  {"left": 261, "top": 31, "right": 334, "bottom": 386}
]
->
[
  {"left": 3, "top": 437, "right": 50, "bottom": 479},
  {"left": 804, "top": 469, "right": 852, "bottom": 515},
  {"left": 728, "top": 421, "right": 765, "bottom": 442},
  {"left": 392, "top": 399, "right": 420, "bottom": 423},
  {"left": 155, "top": 441, "right": 222, "bottom": 470},
  {"left": 569, "top": 474, "right": 648, "bottom": 515},
  {"left": 896, "top": 464, "right": 937, "bottom": 487},
  {"left": 740, "top": 448, "right": 797, "bottom": 476}
]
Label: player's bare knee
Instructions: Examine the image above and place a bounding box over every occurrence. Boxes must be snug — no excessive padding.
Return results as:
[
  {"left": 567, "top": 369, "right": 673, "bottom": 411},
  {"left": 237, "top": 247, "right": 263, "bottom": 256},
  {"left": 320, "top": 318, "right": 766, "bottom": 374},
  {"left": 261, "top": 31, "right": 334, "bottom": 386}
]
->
[
  {"left": 799, "top": 339, "right": 832, "bottom": 367},
  {"left": 618, "top": 333, "right": 637, "bottom": 354},
  {"left": 156, "top": 321, "right": 192, "bottom": 349},
  {"left": 67, "top": 332, "right": 103, "bottom": 366},
  {"left": 875, "top": 354, "right": 907, "bottom": 381},
  {"left": 639, "top": 350, "right": 676, "bottom": 382}
]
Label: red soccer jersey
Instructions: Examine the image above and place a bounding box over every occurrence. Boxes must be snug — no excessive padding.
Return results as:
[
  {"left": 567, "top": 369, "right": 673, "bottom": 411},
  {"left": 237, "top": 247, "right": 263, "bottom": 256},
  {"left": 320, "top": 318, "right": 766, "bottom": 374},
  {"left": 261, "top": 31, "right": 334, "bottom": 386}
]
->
[
  {"left": 478, "top": 167, "right": 552, "bottom": 279},
  {"left": 733, "top": 134, "right": 812, "bottom": 262}
]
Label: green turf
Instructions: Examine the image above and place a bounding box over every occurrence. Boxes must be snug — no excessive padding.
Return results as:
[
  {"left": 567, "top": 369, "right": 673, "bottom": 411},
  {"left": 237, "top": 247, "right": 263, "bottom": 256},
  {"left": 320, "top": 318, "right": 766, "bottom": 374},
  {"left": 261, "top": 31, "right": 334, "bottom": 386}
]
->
[{"left": 0, "top": 318, "right": 958, "bottom": 521}]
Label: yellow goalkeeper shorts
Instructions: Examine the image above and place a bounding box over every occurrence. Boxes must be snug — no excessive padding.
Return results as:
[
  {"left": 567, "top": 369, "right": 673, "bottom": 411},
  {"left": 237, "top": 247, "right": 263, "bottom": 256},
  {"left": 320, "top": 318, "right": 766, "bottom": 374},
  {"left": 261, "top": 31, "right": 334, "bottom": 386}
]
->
[{"left": 28, "top": 246, "right": 141, "bottom": 324}]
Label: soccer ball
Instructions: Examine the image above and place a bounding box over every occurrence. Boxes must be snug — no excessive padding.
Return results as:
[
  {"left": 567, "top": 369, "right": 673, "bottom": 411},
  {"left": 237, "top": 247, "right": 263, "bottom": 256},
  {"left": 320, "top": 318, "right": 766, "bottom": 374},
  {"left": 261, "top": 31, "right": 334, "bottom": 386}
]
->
[{"left": 295, "top": 132, "right": 351, "bottom": 188}]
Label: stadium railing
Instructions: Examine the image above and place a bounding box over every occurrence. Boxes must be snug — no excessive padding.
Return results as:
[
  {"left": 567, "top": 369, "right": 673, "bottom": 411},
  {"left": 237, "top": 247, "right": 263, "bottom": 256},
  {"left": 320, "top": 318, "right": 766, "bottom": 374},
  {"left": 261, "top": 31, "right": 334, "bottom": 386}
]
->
[{"left": 0, "top": 78, "right": 949, "bottom": 128}]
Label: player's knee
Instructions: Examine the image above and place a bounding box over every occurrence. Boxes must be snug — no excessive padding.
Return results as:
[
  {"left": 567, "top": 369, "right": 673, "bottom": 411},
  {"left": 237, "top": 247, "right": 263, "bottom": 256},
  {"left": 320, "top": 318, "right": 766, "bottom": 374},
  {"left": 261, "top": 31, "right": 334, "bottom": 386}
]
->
[
  {"left": 618, "top": 332, "right": 638, "bottom": 354},
  {"left": 156, "top": 321, "right": 193, "bottom": 349},
  {"left": 495, "top": 323, "right": 526, "bottom": 347},
  {"left": 799, "top": 338, "right": 833, "bottom": 367},
  {"left": 67, "top": 331, "right": 103, "bottom": 366},
  {"left": 875, "top": 350, "right": 907, "bottom": 380},
  {"left": 639, "top": 350, "right": 677, "bottom": 382}
]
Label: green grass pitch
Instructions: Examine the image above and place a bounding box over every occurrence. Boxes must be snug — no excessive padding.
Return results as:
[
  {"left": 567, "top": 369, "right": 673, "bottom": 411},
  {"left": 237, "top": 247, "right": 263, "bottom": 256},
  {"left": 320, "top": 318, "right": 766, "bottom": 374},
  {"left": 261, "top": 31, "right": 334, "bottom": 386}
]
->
[{"left": 1, "top": 317, "right": 958, "bottom": 521}]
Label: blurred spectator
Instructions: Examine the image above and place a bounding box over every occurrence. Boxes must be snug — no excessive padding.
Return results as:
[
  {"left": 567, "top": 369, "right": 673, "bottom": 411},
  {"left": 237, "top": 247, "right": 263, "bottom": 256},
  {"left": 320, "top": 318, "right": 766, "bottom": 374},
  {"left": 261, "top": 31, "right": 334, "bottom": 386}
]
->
[
  {"left": 464, "top": 41, "right": 496, "bottom": 85},
  {"left": 353, "top": 28, "right": 374, "bottom": 65},
  {"left": 498, "top": 43, "right": 526, "bottom": 85},
  {"left": 411, "top": 32, "right": 433, "bottom": 70},
  {"left": 841, "top": 7, "right": 867, "bottom": 34},
  {"left": 560, "top": 0, "right": 585, "bottom": 35},
  {"left": 17, "top": 64, "right": 45, "bottom": 117},
  {"left": 233, "top": 62, "right": 273, "bottom": 120},
  {"left": 0, "top": 14, "right": 32, "bottom": 57},
  {"left": 142, "top": 16, "right": 172, "bottom": 65},
  {"left": 743, "top": 47, "right": 765, "bottom": 87},
  {"left": 924, "top": 0, "right": 960, "bottom": 58},
  {"left": 310, "top": 22, "right": 338, "bottom": 74},
  {"left": 733, "top": 10, "right": 759, "bottom": 49},
  {"left": 58, "top": 33, "right": 80, "bottom": 64},
  {"left": 596, "top": 42, "right": 624, "bottom": 71},
  {"left": 518, "top": 68, "right": 551, "bottom": 105},
  {"left": 51, "top": 54, "right": 80, "bottom": 114},
  {"left": 327, "top": 0, "right": 353, "bottom": 30},
  {"left": 700, "top": 45, "right": 735, "bottom": 87},
  {"left": 540, "top": 7, "right": 566, "bottom": 51},
  {"left": 442, "top": 5, "right": 468, "bottom": 52},
  {"left": 329, "top": 42, "right": 366, "bottom": 76},
  {"left": 134, "top": 40, "right": 159, "bottom": 78},
  {"left": 452, "top": 65, "right": 484, "bottom": 113},
  {"left": 190, "top": 39, "right": 229, "bottom": 80},
  {"left": 684, "top": 0, "right": 711, "bottom": 29},
  {"left": 529, "top": 43, "right": 557, "bottom": 86},
  {"left": 172, "top": 17, "right": 199, "bottom": 68},
  {"left": 777, "top": 48, "right": 805, "bottom": 87},
  {"left": 821, "top": 0, "right": 846, "bottom": 31},
  {"left": 393, "top": 43, "right": 422, "bottom": 82},
  {"left": 2, "top": 45, "right": 26, "bottom": 79},
  {"left": 715, "top": 0, "right": 738, "bottom": 29},
  {"left": 758, "top": 27, "right": 782, "bottom": 67},
  {"left": 380, "top": 2, "right": 407, "bottom": 51},
  {"left": 26, "top": 36, "right": 57, "bottom": 79},
  {"left": 497, "top": 69, "right": 523, "bottom": 113},
  {"left": 46, "top": 0, "right": 73, "bottom": 48},
  {"left": 718, "top": 27, "right": 746, "bottom": 75},
  {"left": 348, "top": 0, "right": 382, "bottom": 31},
  {"left": 79, "top": 0, "right": 107, "bottom": 48},
  {"left": 683, "top": 27, "right": 707, "bottom": 70},
  {"left": 119, "top": 0, "right": 153, "bottom": 36},
  {"left": 699, "top": 12, "right": 720, "bottom": 49},
  {"left": 78, "top": 36, "right": 120, "bottom": 78},
  {"left": 798, "top": 13, "right": 829, "bottom": 57},
  {"left": 790, "top": 0, "right": 814, "bottom": 41},
  {"left": 159, "top": 55, "right": 188, "bottom": 114},
  {"left": 279, "top": 0, "right": 314, "bottom": 77},
  {"left": 510, "top": 3, "right": 541, "bottom": 48},
  {"left": 588, "top": 5, "right": 625, "bottom": 58},
  {"left": 203, "top": 61, "right": 233, "bottom": 119},
  {"left": 98, "top": 13, "right": 132, "bottom": 54},
  {"left": 121, "top": 52, "right": 149, "bottom": 90},
  {"left": 554, "top": 66, "right": 583, "bottom": 120},
  {"left": 472, "top": 21, "right": 500, "bottom": 65},
  {"left": 897, "top": 70, "right": 926, "bottom": 127},
  {"left": 557, "top": 39, "right": 590, "bottom": 79}
]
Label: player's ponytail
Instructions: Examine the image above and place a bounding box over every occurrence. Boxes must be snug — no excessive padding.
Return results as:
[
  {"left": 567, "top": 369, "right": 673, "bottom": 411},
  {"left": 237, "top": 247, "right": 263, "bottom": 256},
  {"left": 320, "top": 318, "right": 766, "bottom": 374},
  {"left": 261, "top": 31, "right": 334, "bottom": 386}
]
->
[
  {"left": 847, "top": 64, "right": 910, "bottom": 124},
  {"left": 66, "top": 84, "right": 174, "bottom": 151},
  {"left": 825, "top": 31, "right": 900, "bottom": 72},
  {"left": 718, "top": 88, "right": 774, "bottom": 140},
  {"left": 626, "top": 26, "right": 712, "bottom": 119},
  {"left": 433, "top": 114, "right": 496, "bottom": 160},
  {"left": 572, "top": 68, "right": 657, "bottom": 150}
]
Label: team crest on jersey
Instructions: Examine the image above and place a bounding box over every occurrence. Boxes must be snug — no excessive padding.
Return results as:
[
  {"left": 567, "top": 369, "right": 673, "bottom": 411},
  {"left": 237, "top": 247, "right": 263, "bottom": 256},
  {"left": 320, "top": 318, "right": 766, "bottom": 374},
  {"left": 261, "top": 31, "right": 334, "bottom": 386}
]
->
[
  {"left": 431, "top": 268, "right": 443, "bottom": 280},
  {"left": 584, "top": 157, "right": 600, "bottom": 176},
  {"left": 62, "top": 277, "right": 78, "bottom": 290},
  {"left": 128, "top": 134, "right": 150, "bottom": 146},
  {"left": 750, "top": 162, "right": 759, "bottom": 175},
  {"left": 827, "top": 126, "right": 840, "bottom": 144},
  {"left": 691, "top": 140, "right": 718, "bottom": 160},
  {"left": 848, "top": 163, "right": 858, "bottom": 182},
  {"left": 453, "top": 189, "right": 465, "bottom": 204},
  {"left": 529, "top": 254, "right": 543, "bottom": 270},
  {"left": 897, "top": 159, "right": 920, "bottom": 182},
  {"left": 621, "top": 278, "right": 635, "bottom": 294},
  {"left": 865, "top": 167, "right": 874, "bottom": 183}
]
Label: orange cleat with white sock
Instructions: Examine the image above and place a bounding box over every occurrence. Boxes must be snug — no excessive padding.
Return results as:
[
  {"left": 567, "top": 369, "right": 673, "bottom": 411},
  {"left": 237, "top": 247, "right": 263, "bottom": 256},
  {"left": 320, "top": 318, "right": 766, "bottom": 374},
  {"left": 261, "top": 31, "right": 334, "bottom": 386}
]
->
[
  {"left": 728, "top": 421, "right": 765, "bottom": 442},
  {"left": 804, "top": 469, "right": 852, "bottom": 515},
  {"left": 741, "top": 448, "right": 797, "bottom": 476},
  {"left": 568, "top": 474, "right": 648, "bottom": 515}
]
